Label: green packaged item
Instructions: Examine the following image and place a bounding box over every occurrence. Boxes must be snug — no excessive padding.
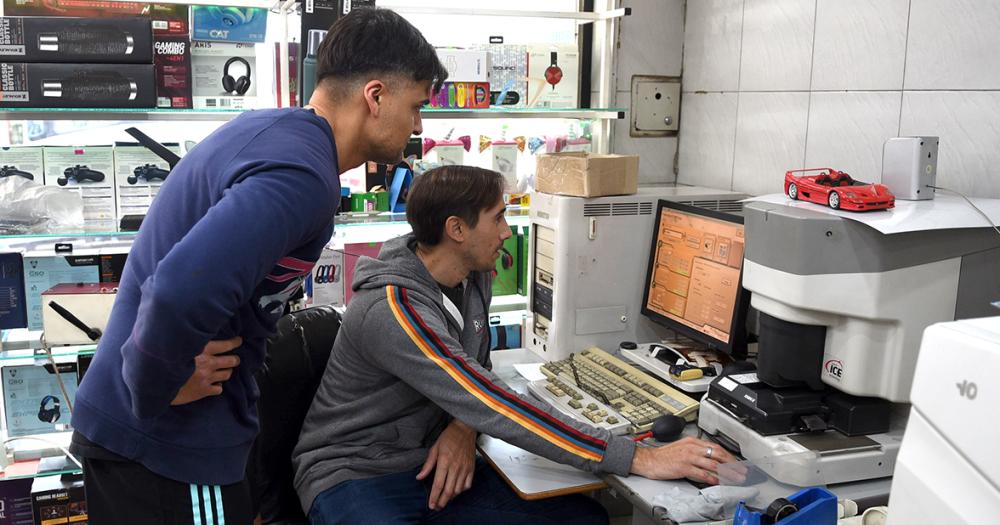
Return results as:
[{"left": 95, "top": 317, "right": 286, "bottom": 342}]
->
[
  {"left": 350, "top": 192, "right": 377, "bottom": 212},
  {"left": 492, "top": 226, "right": 519, "bottom": 296}
]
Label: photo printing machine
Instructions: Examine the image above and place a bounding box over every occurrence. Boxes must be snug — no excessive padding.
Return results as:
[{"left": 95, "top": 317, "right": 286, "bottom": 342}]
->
[{"left": 698, "top": 200, "right": 1000, "bottom": 487}]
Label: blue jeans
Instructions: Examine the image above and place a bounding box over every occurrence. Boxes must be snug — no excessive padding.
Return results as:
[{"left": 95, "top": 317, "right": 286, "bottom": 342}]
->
[{"left": 309, "top": 458, "right": 609, "bottom": 525}]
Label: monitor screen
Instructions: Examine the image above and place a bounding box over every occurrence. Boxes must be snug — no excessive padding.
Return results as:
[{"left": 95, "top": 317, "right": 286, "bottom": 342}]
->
[{"left": 641, "top": 200, "right": 748, "bottom": 353}]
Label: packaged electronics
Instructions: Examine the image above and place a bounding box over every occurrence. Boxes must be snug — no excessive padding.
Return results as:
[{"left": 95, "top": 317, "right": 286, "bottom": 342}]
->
[
  {"left": 435, "top": 49, "right": 491, "bottom": 83},
  {"left": 113, "top": 142, "right": 181, "bottom": 217},
  {"left": 150, "top": 3, "right": 189, "bottom": 36},
  {"left": 192, "top": 6, "right": 268, "bottom": 44},
  {"left": 154, "top": 36, "right": 192, "bottom": 109},
  {"left": 191, "top": 41, "right": 257, "bottom": 110},
  {"left": 43, "top": 146, "right": 117, "bottom": 231},
  {"left": 0, "top": 62, "right": 156, "bottom": 108},
  {"left": 0, "top": 146, "right": 43, "bottom": 183},
  {"left": 527, "top": 44, "right": 579, "bottom": 108},
  {"left": 0, "top": 252, "right": 27, "bottom": 330},
  {"left": 2, "top": 363, "right": 78, "bottom": 437},
  {"left": 473, "top": 43, "right": 528, "bottom": 107},
  {"left": 428, "top": 82, "right": 490, "bottom": 109},
  {"left": 30, "top": 470, "right": 87, "bottom": 525},
  {"left": 0, "top": 16, "right": 153, "bottom": 63}
]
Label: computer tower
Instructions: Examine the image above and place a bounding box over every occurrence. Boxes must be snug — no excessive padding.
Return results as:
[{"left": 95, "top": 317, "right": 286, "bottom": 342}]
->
[{"left": 526, "top": 185, "right": 747, "bottom": 361}]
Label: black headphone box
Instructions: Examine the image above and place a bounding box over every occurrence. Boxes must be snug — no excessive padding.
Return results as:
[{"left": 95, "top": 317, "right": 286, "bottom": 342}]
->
[
  {"left": 0, "top": 16, "right": 153, "bottom": 63},
  {"left": 0, "top": 62, "right": 156, "bottom": 108}
]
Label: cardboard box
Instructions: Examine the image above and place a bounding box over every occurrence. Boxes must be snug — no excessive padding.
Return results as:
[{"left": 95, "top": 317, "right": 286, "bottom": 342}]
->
[
  {"left": 473, "top": 43, "right": 528, "bottom": 108},
  {"left": 527, "top": 44, "right": 579, "bottom": 108},
  {"left": 435, "top": 49, "right": 491, "bottom": 83},
  {"left": 0, "top": 63, "right": 156, "bottom": 109},
  {"left": 43, "top": 146, "right": 117, "bottom": 231},
  {"left": 535, "top": 152, "right": 639, "bottom": 197},
  {"left": 2, "top": 363, "right": 78, "bottom": 438},
  {"left": 113, "top": 142, "right": 181, "bottom": 217},
  {"left": 154, "top": 36, "right": 192, "bottom": 109},
  {"left": 150, "top": 3, "right": 189, "bottom": 36},
  {"left": 0, "top": 16, "right": 153, "bottom": 63},
  {"left": 192, "top": 6, "right": 268, "bottom": 44},
  {"left": 30, "top": 472, "right": 87, "bottom": 525},
  {"left": 191, "top": 41, "right": 257, "bottom": 110},
  {"left": 0, "top": 146, "right": 44, "bottom": 184}
]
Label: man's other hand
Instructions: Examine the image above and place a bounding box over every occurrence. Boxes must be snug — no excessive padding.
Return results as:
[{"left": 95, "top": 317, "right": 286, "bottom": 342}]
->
[
  {"left": 171, "top": 337, "right": 242, "bottom": 406},
  {"left": 416, "top": 419, "right": 477, "bottom": 511},
  {"left": 630, "top": 436, "right": 738, "bottom": 485}
]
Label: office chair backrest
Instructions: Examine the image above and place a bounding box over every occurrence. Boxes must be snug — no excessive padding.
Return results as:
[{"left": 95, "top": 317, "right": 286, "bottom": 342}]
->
[{"left": 248, "top": 305, "right": 341, "bottom": 524}]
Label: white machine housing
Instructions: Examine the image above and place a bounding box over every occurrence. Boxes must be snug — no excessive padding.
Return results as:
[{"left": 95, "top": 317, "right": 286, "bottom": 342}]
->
[
  {"left": 881, "top": 136, "right": 938, "bottom": 201},
  {"left": 525, "top": 185, "right": 746, "bottom": 361},
  {"left": 887, "top": 317, "right": 1000, "bottom": 524},
  {"left": 41, "top": 282, "right": 117, "bottom": 345}
]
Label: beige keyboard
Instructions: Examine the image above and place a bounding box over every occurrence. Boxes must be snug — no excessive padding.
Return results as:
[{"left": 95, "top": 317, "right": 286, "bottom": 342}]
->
[{"left": 532, "top": 347, "right": 699, "bottom": 435}]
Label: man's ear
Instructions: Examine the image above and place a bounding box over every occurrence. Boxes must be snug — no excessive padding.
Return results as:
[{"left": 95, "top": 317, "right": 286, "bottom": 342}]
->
[
  {"left": 363, "top": 80, "right": 385, "bottom": 116},
  {"left": 443, "top": 216, "right": 465, "bottom": 243}
]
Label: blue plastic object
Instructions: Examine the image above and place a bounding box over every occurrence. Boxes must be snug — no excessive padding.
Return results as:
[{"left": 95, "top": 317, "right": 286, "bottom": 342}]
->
[
  {"left": 733, "top": 487, "right": 837, "bottom": 525},
  {"left": 388, "top": 163, "right": 414, "bottom": 213}
]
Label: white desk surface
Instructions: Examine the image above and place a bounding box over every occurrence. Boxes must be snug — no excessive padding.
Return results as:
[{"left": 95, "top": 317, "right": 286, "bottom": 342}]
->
[{"left": 485, "top": 348, "right": 891, "bottom": 524}]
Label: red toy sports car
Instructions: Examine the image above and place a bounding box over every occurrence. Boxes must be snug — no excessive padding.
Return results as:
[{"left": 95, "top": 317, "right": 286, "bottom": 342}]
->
[{"left": 784, "top": 168, "right": 895, "bottom": 211}]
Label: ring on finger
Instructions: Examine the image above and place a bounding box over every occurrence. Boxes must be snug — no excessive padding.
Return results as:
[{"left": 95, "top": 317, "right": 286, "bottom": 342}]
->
[{"left": 705, "top": 446, "right": 713, "bottom": 459}]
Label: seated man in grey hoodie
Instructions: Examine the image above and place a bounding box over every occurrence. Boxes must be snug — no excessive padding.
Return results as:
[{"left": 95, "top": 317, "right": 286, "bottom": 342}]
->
[{"left": 293, "top": 165, "right": 736, "bottom": 525}]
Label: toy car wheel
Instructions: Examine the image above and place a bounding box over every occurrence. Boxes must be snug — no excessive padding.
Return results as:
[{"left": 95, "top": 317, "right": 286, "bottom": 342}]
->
[
  {"left": 788, "top": 183, "right": 798, "bottom": 200},
  {"left": 828, "top": 191, "right": 840, "bottom": 209}
]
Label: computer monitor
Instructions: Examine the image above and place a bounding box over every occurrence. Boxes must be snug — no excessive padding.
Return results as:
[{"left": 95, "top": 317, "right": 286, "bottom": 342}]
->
[{"left": 640, "top": 200, "right": 750, "bottom": 355}]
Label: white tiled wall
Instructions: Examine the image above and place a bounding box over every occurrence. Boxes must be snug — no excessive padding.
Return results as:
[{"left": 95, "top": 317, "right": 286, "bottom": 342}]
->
[
  {"left": 678, "top": 0, "right": 1000, "bottom": 198},
  {"left": 611, "top": 0, "right": 685, "bottom": 184}
]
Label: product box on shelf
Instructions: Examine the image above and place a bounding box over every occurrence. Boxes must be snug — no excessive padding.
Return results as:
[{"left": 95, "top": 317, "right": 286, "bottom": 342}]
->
[
  {"left": 473, "top": 43, "right": 528, "bottom": 107},
  {"left": 491, "top": 140, "right": 519, "bottom": 187},
  {"left": 0, "top": 477, "right": 34, "bottom": 524},
  {"left": 42, "top": 146, "right": 117, "bottom": 231},
  {"left": 2, "top": 0, "right": 147, "bottom": 17},
  {"left": 0, "top": 252, "right": 27, "bottom": 331},
  {"left": 192, "top": 6, "right": 268, "bottom": 44},
  {"left": 0, "top": 146, "right": 44, "bottom": 184},
  {"left": 2, "top": 362, "right": 78, "bottom": 438},
  {"left": 492, "top": 226, "right": 519, "bottom": 296},
  {"left": 0, "top": 17, "right": 153, "bottom": 64},
  {"left": 535, "top": 152, "right": 638, "bottom": 197},
  {"left": 154, "top": 36, "right": 192, "bottom": 109},
  {"left": 113, "top": 142, "right": 181, "bottom": 218},
  {"left": 150, "top": 3, "right": 189, "bottom": 36},
  {"left": 527, "top": 44, "right": 579, "bottom": 108},
  {"left": 428, "top": 82, "right": 489, "bottom": 109},
  {"left": 307, "top": 247, "right": 344, "bottom": 308},
  {"left": 191, "top": 41, "right": 257, "bottom": 110},
  {"left": 517, "top": 225, "right": 528, "bottom": 295},
  {"left": 0, "top": 63, "right": 156, "bottom": 109},
  {"left": 21, "top": 253, "right": 126, "bottom": 331},
  {"left": 435, "top": 49, "right": 491, "bottom": 83},
  {"left": 274, "top": 41, "right": 299, "bottom": 107},
  {"left": 30, "top": 471, "right": 87, "bottom": 525}
]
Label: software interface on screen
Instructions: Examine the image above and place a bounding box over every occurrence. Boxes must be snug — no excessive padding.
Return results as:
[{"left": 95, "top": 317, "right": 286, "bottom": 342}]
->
[{"left": 644, "top": 206, "right": 745, "bottom": 344}]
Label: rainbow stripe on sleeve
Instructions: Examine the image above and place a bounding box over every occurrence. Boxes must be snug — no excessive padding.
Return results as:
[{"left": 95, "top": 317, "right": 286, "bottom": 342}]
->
[{"left": 385, "top": 285, "right": 607, "bottom": 463}]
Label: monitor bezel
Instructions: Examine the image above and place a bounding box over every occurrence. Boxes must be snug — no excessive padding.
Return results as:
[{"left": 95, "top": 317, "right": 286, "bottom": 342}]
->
[{"left": 640, "top": 199, "right": 750, "bottom": 355}]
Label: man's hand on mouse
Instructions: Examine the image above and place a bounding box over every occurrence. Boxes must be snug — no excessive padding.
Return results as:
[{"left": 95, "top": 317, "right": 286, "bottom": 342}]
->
[
  {"left": 171, "top": 337, "right": 242, "bottom": 406},
  {"left": 630, "top": 436, "right": 737, "bottom": 485}
]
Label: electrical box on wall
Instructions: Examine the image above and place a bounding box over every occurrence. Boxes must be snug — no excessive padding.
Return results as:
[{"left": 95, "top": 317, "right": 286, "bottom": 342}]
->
[{"left": 630, "top": 75, "right": 680, "bottom": 137}]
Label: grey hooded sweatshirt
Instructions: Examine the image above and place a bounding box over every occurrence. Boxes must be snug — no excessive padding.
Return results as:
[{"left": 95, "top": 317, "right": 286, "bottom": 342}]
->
[{"left": 292, "top": 233, "right": 636, "bottom": 513}]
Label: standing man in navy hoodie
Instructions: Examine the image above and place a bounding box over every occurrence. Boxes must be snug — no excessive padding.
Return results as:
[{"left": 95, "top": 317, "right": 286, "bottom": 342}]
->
[{"left": 70, "top": 9, "right": 447, "bottom": 524}]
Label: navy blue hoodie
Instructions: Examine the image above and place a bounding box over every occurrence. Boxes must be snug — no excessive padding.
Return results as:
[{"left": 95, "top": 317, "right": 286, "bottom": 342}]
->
[{"left": 72, "top": 108, "right": 340, "bottom": 485}]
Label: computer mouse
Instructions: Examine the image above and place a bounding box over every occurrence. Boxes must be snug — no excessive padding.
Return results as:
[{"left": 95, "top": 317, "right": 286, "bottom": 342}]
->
[{"left": 652, "top": 414, "right": 686, "bottom": 442}]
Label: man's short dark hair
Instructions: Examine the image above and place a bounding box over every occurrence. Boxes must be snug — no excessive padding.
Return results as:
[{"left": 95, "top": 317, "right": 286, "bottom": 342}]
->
[
  {"left": 317, "top": 8, "right": 448, "bottom": 94},
  {"left": 406, "top": 166, "right": 506, "bottom": 246}
]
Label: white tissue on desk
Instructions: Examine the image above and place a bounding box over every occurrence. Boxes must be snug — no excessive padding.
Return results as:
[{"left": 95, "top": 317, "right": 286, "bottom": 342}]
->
[{"left": 651, "top": 485, "right": 760, "bottom": 522}]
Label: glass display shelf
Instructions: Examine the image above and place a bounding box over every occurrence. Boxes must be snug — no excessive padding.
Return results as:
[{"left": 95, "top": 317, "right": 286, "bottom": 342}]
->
[
  {"left": 0, "top": 107, "right": 624, "bottom": 121},
  {"left": 0, "top": 465, "right": 81, "bottom": 482}
]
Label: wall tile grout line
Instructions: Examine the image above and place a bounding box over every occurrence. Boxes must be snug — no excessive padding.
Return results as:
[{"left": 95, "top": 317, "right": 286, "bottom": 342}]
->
[{"left": 729, "top": 0, "right": 749, "bottom": 192}]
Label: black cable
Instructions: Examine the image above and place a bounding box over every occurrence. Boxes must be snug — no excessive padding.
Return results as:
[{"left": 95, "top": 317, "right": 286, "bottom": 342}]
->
[{"left": 46, "top": 301, "right": 102, "bottom": 341}]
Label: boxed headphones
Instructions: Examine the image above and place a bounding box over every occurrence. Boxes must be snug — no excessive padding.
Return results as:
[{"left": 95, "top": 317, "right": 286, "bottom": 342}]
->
[
  {"left": 0, "top": 16, "right": 153, "bottom": 63},
  {"left": 191, "top": 41, "right": 257, "bottom": 109},
  {"left": 192, "top": 6, "right": 268, "bottom": 43},
  {"left": 0, "top": 62, "right": 156, "bottom": 108},
  {"left": 527, "top": 44, "right": 579, "bottom": 108},
  {"left": 1, "top": 363, "right": 78, "bottom": 437},
  {"left": 43, "top": 146, "right": 117, "bottom": 231}
]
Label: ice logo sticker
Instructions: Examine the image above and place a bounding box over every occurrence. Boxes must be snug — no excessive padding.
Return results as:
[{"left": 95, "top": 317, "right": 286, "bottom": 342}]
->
[{"left": 824, "top": 359, "right": 844, "bottom": 380}]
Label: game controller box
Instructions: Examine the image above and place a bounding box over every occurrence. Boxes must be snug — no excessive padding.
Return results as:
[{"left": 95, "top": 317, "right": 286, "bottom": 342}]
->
[
  {"left": 191, "top": 41, "right": 258, "bottom": 110},
  {"left": 113, "top": 142, "right": 181, "bottom": 218},
  {"left": 192, "top": 6, "right": 268, "bottom": 44},
  {"left": 43, "top": 146, "right": 117, "bottom": 231},
  {"left": 0, "top": 16, "right": 153, "bottom": 64},
  {"left": 0, "top": 62, "right": 156, "bottom": 109},
  {"left": 0, "top": 146, "right": 44, "bottom": 184},
  {"left": 154, "top": 36, "right": 192, "bottom": 109}
]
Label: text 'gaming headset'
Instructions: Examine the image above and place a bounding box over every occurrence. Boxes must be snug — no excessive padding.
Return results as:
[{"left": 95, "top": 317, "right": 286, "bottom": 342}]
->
[
  {"left": 222, "top": 57, "right": 252, "bottom": 95},
  {"left": 38, "top": 395, "right": 61, "bottom": 424}
]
